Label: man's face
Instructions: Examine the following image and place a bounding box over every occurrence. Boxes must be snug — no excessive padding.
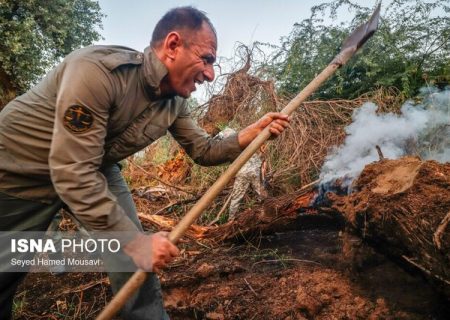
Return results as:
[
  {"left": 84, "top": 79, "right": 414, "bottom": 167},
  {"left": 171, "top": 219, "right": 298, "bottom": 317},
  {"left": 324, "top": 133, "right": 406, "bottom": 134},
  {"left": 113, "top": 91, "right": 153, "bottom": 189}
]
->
[{"left": 166, "top": 23, "right": 217, "bottom": 98}]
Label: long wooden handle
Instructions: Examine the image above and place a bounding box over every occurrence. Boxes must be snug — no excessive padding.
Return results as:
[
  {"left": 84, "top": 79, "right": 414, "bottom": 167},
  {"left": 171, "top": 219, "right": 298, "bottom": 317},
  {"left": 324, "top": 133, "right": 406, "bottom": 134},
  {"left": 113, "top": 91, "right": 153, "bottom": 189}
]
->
[{"left": 95, "top": 62, "right": 342, "bottom": 320}]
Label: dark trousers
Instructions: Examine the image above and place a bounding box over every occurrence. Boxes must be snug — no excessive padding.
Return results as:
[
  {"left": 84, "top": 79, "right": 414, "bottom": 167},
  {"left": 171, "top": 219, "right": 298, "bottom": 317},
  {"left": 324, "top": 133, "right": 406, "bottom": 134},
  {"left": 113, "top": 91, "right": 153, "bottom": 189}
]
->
[{"left": 0, "top": 164, "right": 169, "bottom": 320}]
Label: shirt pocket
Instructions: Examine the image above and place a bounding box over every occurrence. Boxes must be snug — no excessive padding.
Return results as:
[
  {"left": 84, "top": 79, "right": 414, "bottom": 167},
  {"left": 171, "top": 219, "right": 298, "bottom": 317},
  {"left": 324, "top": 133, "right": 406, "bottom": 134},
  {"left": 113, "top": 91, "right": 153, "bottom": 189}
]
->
[
  {"left": 143, "top": 123, "right": 167, "bottom": 142},
  {"left": 103, "top": 123, "right": 167, "bottom": 164}
]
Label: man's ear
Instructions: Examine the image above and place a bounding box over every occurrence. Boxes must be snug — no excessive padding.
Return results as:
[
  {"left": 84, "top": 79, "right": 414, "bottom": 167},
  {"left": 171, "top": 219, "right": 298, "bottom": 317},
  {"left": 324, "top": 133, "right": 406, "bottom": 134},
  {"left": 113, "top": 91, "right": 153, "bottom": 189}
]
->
[{"left": 163, "top": 32, "right": 182, "bottom": 60}]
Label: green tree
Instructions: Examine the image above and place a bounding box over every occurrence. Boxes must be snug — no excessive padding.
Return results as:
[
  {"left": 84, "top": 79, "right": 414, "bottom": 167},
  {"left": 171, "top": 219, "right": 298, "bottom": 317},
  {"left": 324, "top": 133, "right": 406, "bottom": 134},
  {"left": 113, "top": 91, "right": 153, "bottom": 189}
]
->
[
  {"left": 273, "top": 0, "right": 450, "bottom": 99},
  {"left": 0, "top": 0, "right": 104, "bottom": 107}
]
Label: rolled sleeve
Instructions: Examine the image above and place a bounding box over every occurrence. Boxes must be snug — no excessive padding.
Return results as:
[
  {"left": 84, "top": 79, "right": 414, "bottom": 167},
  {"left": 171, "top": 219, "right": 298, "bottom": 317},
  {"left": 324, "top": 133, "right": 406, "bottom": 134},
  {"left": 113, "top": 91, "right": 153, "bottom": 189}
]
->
[
  {"left": 169, "top": 103, "right": 243, "bottom": 166},
  {"left": 49, "top": 57, "right": 139, "bottom": 237}
]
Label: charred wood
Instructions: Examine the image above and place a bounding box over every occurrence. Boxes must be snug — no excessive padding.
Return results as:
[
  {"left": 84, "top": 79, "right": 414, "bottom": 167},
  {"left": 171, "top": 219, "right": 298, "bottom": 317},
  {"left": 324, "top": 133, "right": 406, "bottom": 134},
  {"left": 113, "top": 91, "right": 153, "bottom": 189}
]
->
[{"left": 330, "top": 157, "right": 450, "bottom": 298}]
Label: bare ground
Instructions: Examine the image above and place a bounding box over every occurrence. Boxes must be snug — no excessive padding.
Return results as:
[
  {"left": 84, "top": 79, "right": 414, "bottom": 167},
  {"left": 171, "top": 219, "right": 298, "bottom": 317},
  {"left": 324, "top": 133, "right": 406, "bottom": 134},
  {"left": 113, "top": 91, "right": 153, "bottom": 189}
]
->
[
  {"left": 14, "top": 157, "right": 450, "bottom": 319},
  {"left": 15, "top": 226, "right": 448, "bottom": 319}
]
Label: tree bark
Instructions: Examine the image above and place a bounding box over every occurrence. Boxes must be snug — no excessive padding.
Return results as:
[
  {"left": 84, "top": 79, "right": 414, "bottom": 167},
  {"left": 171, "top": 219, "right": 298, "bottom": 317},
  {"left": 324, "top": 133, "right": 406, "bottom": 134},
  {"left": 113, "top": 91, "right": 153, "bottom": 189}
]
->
[{"left": 330, "top": 157, "right": 450, "bottom": 298}]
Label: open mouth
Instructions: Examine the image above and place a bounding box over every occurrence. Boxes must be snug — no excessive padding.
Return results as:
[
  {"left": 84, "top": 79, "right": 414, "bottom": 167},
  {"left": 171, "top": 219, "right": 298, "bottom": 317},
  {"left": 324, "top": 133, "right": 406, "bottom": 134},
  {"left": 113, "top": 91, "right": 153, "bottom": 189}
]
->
[{"left": 192, "top": 79, "right": 203, "bottom": 92}]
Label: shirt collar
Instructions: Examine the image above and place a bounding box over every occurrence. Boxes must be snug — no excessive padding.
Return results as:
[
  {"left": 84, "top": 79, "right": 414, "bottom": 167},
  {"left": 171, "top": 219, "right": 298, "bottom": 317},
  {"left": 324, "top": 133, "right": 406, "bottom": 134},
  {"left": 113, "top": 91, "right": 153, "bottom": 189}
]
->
[{"left": 141, "top": 46, "right": 169, "bottom": 99}]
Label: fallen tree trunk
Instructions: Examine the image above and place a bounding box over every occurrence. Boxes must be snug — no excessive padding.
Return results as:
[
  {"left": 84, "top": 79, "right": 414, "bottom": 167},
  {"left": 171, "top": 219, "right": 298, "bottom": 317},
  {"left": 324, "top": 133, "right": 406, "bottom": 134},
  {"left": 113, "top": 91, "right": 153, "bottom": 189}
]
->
[
  {"left": 330, "top": 157, "right": 450, "bottom": 298},
  {"left": 139, "top": 185, "right": 342, "bottom": 245}
]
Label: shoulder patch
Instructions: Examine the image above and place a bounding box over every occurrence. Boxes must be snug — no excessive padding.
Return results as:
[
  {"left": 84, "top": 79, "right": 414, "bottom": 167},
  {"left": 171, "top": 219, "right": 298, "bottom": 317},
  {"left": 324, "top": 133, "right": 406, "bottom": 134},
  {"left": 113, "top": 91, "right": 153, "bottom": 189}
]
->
[{"left": 63, "top": 105, "right": 94, "bottom": 133}]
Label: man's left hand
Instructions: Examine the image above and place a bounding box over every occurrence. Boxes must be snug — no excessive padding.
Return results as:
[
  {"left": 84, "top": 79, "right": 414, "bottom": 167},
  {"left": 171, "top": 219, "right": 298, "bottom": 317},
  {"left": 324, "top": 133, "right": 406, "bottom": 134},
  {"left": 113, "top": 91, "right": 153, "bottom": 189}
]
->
[{"left": 238, "top": 112, "right": 290, "bottom": 148}]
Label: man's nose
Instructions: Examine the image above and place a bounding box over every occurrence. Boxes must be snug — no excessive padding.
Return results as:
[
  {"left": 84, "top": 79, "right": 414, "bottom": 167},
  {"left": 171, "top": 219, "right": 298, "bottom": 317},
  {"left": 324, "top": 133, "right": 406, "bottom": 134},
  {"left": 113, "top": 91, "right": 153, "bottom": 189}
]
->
[{"left": 203, "top": 64, "right": 215, "bottom": 82}]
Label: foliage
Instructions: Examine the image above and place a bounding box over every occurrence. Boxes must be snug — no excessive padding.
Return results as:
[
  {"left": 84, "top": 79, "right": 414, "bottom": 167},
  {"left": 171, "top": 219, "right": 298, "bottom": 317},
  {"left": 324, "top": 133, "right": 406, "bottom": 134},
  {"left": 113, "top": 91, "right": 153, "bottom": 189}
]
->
[
  {"left": 272, "top": 0, "right": 450, "bottom": 99},
  {"left": 0, "top": 0, "right": 104, "bottom": 104}
]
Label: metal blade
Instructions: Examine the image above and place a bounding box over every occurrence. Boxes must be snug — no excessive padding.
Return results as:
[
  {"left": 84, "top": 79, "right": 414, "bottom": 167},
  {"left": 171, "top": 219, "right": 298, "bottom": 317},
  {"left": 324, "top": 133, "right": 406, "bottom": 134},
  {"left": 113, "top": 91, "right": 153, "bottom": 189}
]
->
[
  {"left": 342, "top": 2, "right": 381, "bottom": 51},
  {"left": 331, "top": 3, "right": 381, "bottom": 66}
]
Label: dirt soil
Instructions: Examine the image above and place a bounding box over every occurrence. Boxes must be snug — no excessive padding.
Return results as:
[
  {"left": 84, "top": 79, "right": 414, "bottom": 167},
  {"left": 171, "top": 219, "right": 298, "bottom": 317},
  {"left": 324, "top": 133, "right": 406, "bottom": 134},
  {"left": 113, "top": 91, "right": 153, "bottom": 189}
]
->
[
  {"left": 15, "top": 226, "right": 448, "bottom": 319},
  {"left": 14, "top": 272, "right": 112, "bottom": 319},
  {"left": 13, "top": 156, "right": 449, "bottom": 319},
  {"left": 160, "top": 228, "right": 448, "bottom": 320}
]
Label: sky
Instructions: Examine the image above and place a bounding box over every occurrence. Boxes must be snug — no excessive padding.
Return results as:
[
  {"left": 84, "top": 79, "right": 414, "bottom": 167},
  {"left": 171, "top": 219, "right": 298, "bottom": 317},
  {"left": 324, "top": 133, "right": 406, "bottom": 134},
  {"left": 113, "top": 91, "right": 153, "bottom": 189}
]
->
[{"left": 95, "top": 0, "right": 378, "bottom": 100}]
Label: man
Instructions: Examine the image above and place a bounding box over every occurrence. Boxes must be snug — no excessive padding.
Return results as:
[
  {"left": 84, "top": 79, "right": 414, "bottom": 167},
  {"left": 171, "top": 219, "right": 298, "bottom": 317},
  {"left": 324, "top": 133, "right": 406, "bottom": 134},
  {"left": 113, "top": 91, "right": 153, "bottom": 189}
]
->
[
  {"left": 218, "top": 128, "right": 269, "bottom": 219},
  {"left": 0, "top": 6, "right": 289, "bottom": 319},
  {"left": 228, "top": 144, "right": 268, "bottom": 219}
]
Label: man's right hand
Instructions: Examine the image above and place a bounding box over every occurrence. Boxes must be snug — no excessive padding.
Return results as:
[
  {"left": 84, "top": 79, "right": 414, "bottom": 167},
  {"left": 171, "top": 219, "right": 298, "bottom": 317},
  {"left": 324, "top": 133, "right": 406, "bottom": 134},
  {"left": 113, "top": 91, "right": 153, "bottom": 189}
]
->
[{"left": 123, "top": 231, "right": 179, "bottom": 272}]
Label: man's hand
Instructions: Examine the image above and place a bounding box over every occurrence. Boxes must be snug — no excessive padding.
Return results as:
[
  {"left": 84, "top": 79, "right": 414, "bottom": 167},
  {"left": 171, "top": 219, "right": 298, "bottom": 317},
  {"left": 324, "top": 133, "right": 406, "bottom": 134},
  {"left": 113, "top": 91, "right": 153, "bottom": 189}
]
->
[
  {"left": 123, "top": 231, "right": 179, "bottom": 272},
  {"left": 238, "top": 112, "right": 290, "bottom": 148}
]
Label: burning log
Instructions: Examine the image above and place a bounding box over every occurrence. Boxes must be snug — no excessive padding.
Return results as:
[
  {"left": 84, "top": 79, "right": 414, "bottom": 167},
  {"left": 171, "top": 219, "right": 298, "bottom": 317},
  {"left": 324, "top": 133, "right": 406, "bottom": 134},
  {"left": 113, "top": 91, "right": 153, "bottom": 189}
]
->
[
  {"left": 329, "top": 156, "right": 450, "bottom": 297},
  {"left": 200, "top": 188, "right": 321, "bottom": 243},
  {"left": 138, "top": 184, "right": 342, "bottom": 245}
]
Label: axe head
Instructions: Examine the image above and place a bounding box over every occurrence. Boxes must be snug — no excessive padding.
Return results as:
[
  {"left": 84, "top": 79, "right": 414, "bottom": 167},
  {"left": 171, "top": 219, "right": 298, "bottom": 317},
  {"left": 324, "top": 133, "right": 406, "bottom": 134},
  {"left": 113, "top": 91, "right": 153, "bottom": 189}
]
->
[{"left": 341, "top": 3, "right": 381, "bottom": 52}]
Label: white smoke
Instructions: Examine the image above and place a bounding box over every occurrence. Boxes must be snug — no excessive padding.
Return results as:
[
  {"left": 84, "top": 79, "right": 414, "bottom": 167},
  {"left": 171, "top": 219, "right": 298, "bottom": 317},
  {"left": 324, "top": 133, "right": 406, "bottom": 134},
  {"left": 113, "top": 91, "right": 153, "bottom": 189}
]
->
[{"left": 320, "top": 89, "right": 450, "bottom": 184}]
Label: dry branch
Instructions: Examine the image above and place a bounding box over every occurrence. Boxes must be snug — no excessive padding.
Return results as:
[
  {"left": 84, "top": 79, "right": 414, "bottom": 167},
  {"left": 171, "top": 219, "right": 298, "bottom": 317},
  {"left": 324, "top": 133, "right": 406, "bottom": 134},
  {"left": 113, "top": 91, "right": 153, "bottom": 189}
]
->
[{"left": 434, "top": 210, "right": 450, "bottom": 250}]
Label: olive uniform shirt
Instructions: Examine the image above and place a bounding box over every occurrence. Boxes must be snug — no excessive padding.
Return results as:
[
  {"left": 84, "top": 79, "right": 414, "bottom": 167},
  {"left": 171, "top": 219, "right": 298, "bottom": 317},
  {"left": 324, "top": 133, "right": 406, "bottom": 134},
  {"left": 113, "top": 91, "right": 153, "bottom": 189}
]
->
[{"left": 0, "top": 45, "right": 242, "bottom": 233}]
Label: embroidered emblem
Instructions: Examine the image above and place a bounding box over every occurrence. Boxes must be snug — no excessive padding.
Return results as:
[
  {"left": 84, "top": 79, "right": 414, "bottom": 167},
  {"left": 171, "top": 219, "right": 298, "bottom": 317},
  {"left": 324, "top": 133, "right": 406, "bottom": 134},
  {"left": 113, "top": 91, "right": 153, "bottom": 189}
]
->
[{"left": 63, "top": 105, "right": 94, "bottom": 133}]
